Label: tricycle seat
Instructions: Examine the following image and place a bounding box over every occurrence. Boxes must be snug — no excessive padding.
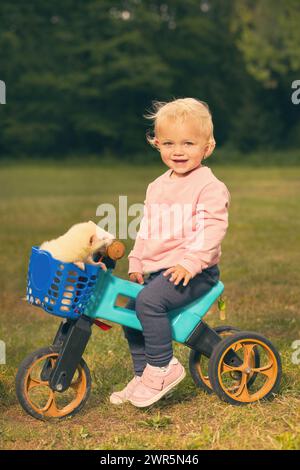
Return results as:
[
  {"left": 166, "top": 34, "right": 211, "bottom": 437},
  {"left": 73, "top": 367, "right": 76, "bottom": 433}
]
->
[{"left": 84, "top": 270, "right": 224, "bottom": 344}]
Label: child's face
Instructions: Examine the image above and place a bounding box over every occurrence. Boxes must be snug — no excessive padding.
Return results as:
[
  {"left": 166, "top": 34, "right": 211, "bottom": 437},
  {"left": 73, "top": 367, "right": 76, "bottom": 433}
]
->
[{"left": 155, "top": 118, "right": 209, "bottom": 177}]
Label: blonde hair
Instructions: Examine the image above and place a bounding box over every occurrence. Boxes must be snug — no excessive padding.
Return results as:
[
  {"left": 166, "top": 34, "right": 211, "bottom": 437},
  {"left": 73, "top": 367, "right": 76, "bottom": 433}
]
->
[{"left": 144, "top": 97, "right": 216, "bottom": 157}]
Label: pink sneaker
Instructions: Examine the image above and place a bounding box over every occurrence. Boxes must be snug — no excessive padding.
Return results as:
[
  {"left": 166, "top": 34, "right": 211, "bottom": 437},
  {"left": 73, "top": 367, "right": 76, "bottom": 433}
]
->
[
  {"left": 110, "top": 376, "right": 141, "bottom": 405},
  {"left": 128, "top": 357, "right": 186, "bottom": 408}
]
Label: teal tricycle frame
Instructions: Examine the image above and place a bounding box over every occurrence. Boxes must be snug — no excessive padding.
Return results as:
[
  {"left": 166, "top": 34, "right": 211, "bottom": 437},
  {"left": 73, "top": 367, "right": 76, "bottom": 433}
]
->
[
  {"left": 16, "top": 249, "right": 282, "bottom": 420},
  {"left": 85, "top": 267, "right": 225, "bottom": 343}
]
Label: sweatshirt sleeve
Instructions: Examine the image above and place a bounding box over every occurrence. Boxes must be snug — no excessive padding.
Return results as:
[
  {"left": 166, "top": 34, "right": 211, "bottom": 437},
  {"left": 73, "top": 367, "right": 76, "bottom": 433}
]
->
[
  {"left": 128, "top": 185, "right": 151, "bottom": 274},
  {"left": 128, "top": 236, "right": 144, "bottom": 274},
  {"left": 178, "top": 181, "right": 230, "bottom": 277}
]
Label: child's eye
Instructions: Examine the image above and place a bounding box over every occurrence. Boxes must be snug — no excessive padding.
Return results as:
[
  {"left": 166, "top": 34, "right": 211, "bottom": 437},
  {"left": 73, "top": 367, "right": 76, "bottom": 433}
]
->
[
  {"left": 185, "top": 142, "right": 194, "bottom": 146},
  {"left": 163, "top": 142, "right": 173, "bottom": 146}
]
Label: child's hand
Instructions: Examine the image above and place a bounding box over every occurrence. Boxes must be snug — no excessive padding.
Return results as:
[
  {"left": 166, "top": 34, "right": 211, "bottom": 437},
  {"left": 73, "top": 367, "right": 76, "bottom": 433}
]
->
[
  {"left": 163, "top": 264, "right": 192, "bottom": 286},
  {"left": 129, "top": 272, "right": 144, "bottom": 284}
]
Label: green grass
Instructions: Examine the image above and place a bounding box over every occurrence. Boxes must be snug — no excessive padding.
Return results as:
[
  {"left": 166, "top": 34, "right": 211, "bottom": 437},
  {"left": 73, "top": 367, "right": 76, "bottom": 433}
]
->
[{"left": 0, "top": 162, "right": 299, "bottom": 450}]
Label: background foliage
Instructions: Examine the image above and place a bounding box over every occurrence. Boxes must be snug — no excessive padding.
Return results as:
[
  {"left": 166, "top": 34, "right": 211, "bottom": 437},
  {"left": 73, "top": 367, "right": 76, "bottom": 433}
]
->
[{"left": 0, "top": 0, "right": 299, "bottom": 159}]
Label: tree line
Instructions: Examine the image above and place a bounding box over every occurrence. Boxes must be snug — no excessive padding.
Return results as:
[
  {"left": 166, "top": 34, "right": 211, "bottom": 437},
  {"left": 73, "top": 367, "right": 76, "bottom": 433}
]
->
[{"left": 0, "top": 0, "right": 299, "bottom": 159}]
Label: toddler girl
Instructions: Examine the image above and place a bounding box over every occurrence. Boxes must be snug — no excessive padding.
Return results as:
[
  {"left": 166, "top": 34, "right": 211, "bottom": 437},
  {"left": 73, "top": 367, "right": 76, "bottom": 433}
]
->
[{"left": 110, "top": 98, "right": 230, "bottom": 408}]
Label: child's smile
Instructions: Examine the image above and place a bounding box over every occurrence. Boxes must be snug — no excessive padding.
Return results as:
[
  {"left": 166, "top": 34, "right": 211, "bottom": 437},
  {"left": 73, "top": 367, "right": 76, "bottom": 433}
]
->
[{"left": 155, "top": 118, "right": 210, "bottom": 178}]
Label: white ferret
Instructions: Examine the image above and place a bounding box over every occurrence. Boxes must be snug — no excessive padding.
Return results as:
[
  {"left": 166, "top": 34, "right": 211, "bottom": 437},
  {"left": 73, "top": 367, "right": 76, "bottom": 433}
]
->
[{"left": 40, "top": 220, "right": 115, "bottom": 271}]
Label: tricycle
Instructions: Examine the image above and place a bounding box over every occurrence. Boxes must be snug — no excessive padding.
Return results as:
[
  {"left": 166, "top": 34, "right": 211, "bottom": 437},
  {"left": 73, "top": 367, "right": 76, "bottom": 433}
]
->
[{"left": 16, "top": 246, "right": 282, "bottom": 420}]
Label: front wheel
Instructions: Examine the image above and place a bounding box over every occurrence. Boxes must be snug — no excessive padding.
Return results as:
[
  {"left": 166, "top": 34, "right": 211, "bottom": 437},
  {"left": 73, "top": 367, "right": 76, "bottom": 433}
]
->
[
  {"left": 16, "top": 346, "right": 91, "bottom": 420},
  {"left": 208, "top": 331, "right": 282, "bottom": 405}
]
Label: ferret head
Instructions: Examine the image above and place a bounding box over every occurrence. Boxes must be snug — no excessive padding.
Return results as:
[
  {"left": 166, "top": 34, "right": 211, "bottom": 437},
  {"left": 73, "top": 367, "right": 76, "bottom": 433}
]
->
[{"left": 65, "top": 221, "right": 115, "bottom": 264}]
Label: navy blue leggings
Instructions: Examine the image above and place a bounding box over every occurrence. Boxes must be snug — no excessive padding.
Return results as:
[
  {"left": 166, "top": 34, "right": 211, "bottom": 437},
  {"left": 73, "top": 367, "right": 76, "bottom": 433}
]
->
[{"left": 123, "top": 265, "right": 220, "bottom": 376}]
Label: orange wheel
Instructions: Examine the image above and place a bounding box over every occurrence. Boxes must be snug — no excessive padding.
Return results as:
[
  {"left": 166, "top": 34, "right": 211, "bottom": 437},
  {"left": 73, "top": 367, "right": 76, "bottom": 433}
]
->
[
  {"left": 16, "top": 346, "right": 91, "bottom": 420},
  {"left": 189, "top": 326, "right": 259, "bottom": 394},
  {"left": 208, "top": 332, "right": 282, "bottom": 405}
]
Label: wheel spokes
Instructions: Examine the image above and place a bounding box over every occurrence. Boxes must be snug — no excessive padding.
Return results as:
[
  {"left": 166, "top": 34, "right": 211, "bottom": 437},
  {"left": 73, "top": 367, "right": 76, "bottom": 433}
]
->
[
  {"left": 231, "top": 373, "right": 251, "bottom": 401},
  {"left": 27, "top": 354, "right": 57, "bottom": 391},
  {"left": 25, "top": 354, "right": 86, "bottom": 417},
  {"left": 41, "top": 390, "right": 60, "bottom": 416},
  {"left": 222, "top": 343, "right": 256, "bottom": 375},
  {"left": 27, "top": 376, "right": 49, "bottom": 390},
  {"left": 242, "top": 343, "right": 257, "bottom": 368},
  {"left": 219, "top": 339, "right": 278, "bottom": 402},
  {"left": 251, "top": 362, "right": 274, "bottom": 379},
  {"left": 221, "top": 362, "right": 243, "bottom": 374}
]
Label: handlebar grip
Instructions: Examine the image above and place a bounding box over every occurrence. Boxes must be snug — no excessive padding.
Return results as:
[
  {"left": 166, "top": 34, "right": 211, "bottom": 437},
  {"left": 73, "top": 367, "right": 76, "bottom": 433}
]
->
[
  {"left": 106, "top": 241, "right": 125, "bottom": 260},
  {"left": 93, "top": 240, "right": 125, "bottom": 270}
]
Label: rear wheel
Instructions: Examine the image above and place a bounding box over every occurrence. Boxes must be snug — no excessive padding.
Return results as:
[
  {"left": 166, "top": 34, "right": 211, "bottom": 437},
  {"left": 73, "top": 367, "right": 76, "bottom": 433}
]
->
[
  {"left": 189, "top": 326, "right": 260, "bottom": 394},
  {"left": 208, "top": 332, "right": 282, "bottom": 405},
  {"left": 16, "top": 346, "right": 91, "bottom": 420}
]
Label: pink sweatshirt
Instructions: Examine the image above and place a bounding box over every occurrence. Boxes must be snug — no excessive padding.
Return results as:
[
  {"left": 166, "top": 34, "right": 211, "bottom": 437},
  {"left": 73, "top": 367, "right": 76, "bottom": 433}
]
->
[{"left": 128, "top": 165, "right": 230, "bottom": 277}]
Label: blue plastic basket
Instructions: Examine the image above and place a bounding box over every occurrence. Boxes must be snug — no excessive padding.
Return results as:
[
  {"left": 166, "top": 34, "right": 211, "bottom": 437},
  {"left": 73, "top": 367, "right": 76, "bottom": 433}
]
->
[{"left": 26, "top": 246, "right": 101, "bottom": 319}]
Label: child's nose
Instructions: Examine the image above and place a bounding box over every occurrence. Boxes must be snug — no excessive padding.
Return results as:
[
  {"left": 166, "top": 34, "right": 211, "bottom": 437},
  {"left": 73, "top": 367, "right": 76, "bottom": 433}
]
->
[{"left": 173, "top": 145, "right": 184, "bottom": 155}]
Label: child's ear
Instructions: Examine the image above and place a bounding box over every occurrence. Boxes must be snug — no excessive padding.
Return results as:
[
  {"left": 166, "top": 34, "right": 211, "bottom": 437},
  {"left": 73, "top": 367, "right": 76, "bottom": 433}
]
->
[
  {"left": 89, "top": 235, "right": 95, "bottom": 246},
  {"left": 154, "top": 138, "right": 160, "bottom": 149},
  {"left": 203, "top": 139, "right": 216, "bottom": 159}
]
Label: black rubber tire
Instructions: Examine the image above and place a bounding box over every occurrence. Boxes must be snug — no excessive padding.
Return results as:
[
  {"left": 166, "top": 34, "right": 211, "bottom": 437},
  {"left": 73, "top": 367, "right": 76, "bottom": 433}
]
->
[
  {"left": 16, "top": 346, "right": 91, "bottom": 421},
  {"left": 208, "top": 331, "right": 282, "bottom": 406}
]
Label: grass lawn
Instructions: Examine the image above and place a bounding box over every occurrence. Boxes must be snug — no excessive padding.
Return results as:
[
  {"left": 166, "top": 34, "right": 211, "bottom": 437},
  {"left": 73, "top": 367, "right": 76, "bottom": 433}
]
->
[{"left": 0, "top": 161, "right": 299, "bottom": 450}]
